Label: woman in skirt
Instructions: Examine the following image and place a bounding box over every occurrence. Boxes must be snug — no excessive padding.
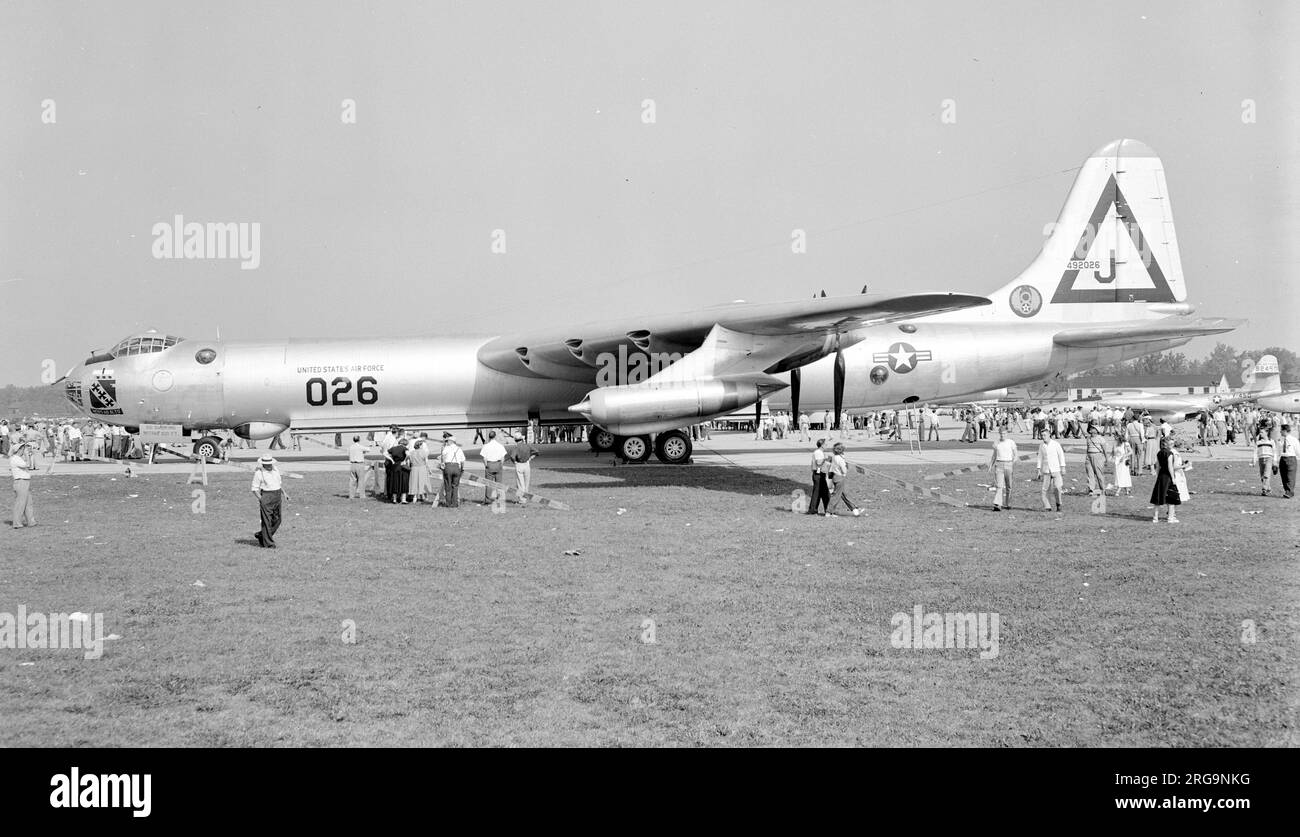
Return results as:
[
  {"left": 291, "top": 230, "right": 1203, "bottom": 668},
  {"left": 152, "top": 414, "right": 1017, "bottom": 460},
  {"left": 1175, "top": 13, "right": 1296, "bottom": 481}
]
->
[
  {"left": 1150, "top": 436, "right": 1181, "bottom": 523},
  {"left": 408, "top": 438, "right": 432, "bottom": 503}
]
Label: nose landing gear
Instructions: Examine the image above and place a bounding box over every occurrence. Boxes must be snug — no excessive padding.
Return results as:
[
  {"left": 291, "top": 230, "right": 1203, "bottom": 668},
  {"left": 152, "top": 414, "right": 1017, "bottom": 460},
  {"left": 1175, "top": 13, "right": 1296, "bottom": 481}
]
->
[{"left": 193, "top": 436, "right": 223, "bottom": 460}]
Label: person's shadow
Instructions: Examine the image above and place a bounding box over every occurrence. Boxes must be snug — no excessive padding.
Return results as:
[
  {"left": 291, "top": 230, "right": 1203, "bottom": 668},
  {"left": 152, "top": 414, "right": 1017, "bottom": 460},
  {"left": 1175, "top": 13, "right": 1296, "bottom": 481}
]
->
[{"left": 234, "top": 537, "right": 262, "bottom": 548}]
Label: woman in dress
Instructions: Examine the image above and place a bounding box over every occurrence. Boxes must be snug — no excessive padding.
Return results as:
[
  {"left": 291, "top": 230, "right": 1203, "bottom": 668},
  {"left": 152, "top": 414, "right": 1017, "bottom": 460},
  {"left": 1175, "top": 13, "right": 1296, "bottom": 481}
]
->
[
  {"left": 385, "top": 437, "right": 411, "bottom": 504},
  {"left": 1112, "top": 433, "right": 1133, "bottom": 496},
  {"left": 408, "top": 438, "right": 432, "bottom": 503},
  {"left": 1149, "top": 436, "right": 1181, "bottom": 523},
  {"left": 826, "top": 443, "right": 862, "bottom": 517}
]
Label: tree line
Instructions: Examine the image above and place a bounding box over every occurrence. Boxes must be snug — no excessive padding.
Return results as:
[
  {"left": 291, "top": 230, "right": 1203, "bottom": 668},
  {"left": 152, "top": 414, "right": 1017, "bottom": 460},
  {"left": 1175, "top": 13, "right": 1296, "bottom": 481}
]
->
[{"left": 1086, "top": 343, "right": 1299, "bottom": 384}]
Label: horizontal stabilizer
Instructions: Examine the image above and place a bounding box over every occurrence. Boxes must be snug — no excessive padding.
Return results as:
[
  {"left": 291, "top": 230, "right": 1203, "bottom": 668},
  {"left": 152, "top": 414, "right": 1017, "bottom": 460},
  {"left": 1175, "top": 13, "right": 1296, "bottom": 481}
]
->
[{"left": 1052, "top": 317, "right": 1242, "bottom": 349}]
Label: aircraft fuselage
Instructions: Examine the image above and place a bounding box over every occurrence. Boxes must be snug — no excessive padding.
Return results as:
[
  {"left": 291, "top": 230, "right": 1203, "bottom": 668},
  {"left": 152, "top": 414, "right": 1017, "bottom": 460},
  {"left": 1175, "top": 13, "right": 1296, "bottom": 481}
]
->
[{"left": 62, "top": 320, "right": 1193, "bottom": 438}]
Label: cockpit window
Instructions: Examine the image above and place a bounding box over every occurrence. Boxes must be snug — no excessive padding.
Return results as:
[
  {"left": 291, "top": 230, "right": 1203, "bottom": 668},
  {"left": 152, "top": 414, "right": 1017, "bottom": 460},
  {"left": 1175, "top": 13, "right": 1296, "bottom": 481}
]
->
[{"left": 108, "top": 334, "right": 183, "bottom": 357}]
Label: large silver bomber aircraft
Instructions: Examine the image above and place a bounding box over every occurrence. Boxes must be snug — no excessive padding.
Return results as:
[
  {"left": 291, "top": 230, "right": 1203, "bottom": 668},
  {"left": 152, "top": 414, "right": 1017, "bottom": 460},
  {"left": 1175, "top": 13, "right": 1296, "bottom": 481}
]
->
[{"left": 58, "top": 139, "right": 1239, "bottom": 463}]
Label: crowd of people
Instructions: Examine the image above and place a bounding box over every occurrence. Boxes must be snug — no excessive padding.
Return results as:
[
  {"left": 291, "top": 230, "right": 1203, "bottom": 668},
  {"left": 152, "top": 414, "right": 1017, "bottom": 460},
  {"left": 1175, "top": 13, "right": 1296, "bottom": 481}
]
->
[
  {"left": 346, "top": 425, "right": 540, "bottom": 508},
  {"left": 795, "top": 406, "right": 1297, "bottom": 521},
  {"left": 0, "top": 418, "right": 142, "bottom": 463}
]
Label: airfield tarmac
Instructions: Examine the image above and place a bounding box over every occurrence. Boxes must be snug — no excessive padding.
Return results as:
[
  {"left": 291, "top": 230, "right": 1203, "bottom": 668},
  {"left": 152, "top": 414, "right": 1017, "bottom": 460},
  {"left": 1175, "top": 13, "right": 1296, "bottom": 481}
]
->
[
  {"left": 3, "top": 429, "right": 1294, "bottom": 747},
  {"left": 36, "top": 428, "right": 1261, "bottom": 477}
]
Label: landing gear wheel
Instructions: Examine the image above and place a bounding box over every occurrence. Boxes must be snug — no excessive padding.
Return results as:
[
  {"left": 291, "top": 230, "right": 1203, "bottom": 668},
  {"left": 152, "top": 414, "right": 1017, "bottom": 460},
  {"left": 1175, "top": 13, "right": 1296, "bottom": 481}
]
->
[
  {"left": 654, "top": 429, "right": 693, "bottom": 464},
  {"left": 616, "top": 434, "right": 652, "bottom": 463},
  {"left": 193, "top": 436, "right": 223, "bottom": 460},
  {"left": 589, "top": 427, "right": 616, "bottom": 452}
]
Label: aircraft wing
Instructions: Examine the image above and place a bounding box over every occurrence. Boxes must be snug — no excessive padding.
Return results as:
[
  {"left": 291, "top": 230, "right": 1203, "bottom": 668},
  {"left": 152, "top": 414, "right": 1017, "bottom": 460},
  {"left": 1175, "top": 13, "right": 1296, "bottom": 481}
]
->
[
  {"left": 478, "top": 292, "right": 990, "bottom": 381},
  {"left": 1052, "top": 317, "right": 1242, "bottom": 349}
]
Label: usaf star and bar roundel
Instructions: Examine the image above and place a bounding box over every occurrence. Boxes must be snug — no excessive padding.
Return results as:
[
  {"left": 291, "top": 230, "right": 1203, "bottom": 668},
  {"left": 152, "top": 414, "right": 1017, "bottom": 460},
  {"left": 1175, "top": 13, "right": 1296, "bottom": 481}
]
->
[{"left": 872, "top": 342, "right": 932, "bottom": 374}]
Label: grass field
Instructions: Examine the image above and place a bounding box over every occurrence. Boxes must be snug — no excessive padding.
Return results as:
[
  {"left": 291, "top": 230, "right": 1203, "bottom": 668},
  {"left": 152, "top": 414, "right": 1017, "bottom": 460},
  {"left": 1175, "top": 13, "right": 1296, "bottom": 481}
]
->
[{"left": 1, "top": 455, "right": 1296, "bottom": 746}]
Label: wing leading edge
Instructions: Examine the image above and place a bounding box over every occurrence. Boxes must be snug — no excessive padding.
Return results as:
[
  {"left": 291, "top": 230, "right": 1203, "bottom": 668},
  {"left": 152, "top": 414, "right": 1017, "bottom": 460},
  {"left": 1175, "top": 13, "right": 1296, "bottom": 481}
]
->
[{"left": 479, "top": 292, "right": 991, "bottom": 380}]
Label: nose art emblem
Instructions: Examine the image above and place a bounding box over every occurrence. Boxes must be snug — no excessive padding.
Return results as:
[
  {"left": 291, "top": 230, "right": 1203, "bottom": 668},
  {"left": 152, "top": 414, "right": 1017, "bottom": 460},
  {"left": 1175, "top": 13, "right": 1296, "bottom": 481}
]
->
[{"left": 88, "top": 377, "right": 123, "bottom": 415}]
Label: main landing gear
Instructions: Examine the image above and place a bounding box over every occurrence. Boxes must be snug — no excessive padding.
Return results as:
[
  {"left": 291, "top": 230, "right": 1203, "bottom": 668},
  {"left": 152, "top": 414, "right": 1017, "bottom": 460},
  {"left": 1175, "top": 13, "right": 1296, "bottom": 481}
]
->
[{"left": 589, "top": 427, "right": 693, "bottom": 464}]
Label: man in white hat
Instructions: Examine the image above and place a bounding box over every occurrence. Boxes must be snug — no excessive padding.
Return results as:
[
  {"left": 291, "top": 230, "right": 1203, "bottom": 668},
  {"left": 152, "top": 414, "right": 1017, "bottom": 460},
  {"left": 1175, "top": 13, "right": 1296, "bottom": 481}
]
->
[
  {"left": 250, "top": 454, "right": 283, "bottom": 547},
  {"left": 438, "top": 432, "right": 465, "bottom": 507},
  {"left": 10, "top": 440, "right": 37, "bottom": 529}
]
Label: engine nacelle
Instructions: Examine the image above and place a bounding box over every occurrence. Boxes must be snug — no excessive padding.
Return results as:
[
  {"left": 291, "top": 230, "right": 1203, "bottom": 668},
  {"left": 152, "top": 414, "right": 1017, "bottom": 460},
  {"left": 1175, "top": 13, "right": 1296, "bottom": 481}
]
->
[
  {"left": 234, "top": 421, "right": 290, "bottom": 441},
  {"left": 571, "top": 380, "right": 785, "bottom": 436}
]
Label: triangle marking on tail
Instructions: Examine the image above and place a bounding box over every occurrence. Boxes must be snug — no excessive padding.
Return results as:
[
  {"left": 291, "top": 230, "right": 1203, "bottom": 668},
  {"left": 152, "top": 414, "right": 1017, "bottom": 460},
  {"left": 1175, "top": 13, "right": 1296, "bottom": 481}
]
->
[{"left": 1051, "top": 174, "right": 1177, "bottom": 304}]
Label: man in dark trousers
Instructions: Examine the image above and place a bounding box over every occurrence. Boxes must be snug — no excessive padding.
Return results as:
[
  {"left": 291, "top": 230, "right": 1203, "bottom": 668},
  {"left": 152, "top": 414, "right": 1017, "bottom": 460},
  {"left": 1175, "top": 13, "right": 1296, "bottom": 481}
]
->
[
  {"left": 1279, "top": 424, "right": 1298, "bottom": 499},
  {"left": 805, "top": 438, "right": 832, "bottom": 515},
  {"left": 250, "top": 454, "right": 284, "bottom": 548}
]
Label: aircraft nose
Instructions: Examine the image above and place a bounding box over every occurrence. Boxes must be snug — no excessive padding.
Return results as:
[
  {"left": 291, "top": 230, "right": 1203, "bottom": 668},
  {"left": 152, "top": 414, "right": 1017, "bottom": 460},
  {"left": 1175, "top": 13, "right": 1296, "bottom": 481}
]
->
[{"left": 61, "top": 363, "right": 86, "bottom": 407}]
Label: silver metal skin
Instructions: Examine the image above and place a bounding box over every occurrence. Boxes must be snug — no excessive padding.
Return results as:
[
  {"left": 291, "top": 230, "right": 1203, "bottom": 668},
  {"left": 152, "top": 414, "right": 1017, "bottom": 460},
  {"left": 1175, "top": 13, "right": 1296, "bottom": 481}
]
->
[
  {"left": 59, "top": 311, "right": 1225, "bottom": 440},
  {"left": 57, "top": 140, "right": 1244, "bottom": 441},
  {"left": 62, "top": 336, "right": 593, "bottom": 439},
  {"left": 767, "top": 321, "right": 1202, "bottom": 415},
  {"left": 59, "top": 293, "right": 994, "bottom": 438}
]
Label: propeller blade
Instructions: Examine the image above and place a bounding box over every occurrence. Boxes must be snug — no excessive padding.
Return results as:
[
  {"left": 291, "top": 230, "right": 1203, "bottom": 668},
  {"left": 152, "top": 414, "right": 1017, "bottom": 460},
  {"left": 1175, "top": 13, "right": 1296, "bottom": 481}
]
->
[
  {"left": 832, "top": 351, "right": 845, "bottom": 429},
  {"left": 790, "top": 368, "right": 801, "bottom": 417}
]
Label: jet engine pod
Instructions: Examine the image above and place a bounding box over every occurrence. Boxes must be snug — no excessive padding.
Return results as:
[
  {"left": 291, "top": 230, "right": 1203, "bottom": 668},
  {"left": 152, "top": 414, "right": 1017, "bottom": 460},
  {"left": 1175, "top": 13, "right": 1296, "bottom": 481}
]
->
[
  {"left": 570, "top": 379, "right": 786, "bottom": 436},
  {"left": 234, "top": 421, "right": 289, "bottom": 440}
]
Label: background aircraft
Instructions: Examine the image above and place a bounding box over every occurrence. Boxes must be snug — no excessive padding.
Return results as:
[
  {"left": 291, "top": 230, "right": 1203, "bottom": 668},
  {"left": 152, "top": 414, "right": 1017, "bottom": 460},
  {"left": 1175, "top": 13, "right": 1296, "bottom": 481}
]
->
[
  {"left": 1096, "top": 355, "right": 1280, "bottom": 422},
  {"left": 57, "top": 139, "right": 1238, "bottom": 463},
  {"left": 1253, "top": 391, "right": 1300, "bottom": 414}
]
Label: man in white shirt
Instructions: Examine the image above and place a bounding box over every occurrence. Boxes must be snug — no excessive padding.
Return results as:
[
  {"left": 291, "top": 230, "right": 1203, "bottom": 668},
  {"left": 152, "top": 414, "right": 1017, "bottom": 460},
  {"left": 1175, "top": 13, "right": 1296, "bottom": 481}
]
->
[
  {"left": 924, "top": 407, "right": 940, "bottom": 441},
  {"left": 806, "top": 439, "right": 831, "bottom": 515},
  {"left": 1278, "top": 424, "right": 1297, "bottom": 499},
  {"left": 1212, "top": 408, "right": 1228, "bottom": 445},
  {"left": 438, "top": 432, "right": 466, "bottom": 507},
  {"left": 989, "top": 429, "right": 1019, "bottom": 511},
  {"left": 10, "top": 442, "right": 37, "bottom": 529},
  {"left": 1037, "top": 436, "right": 1067, "bottom": 512},
  {"left": 346, "top": 435, "right": 369, "bottom": 499},
  {"left": 250, "top": 455, "right": 284, "bottom": 548},
  {"left": 92, "top": 423, "right": 107, "bottom": 459},
  {"left": 479, "top": 430, "right": 507, "bottom": 503}
]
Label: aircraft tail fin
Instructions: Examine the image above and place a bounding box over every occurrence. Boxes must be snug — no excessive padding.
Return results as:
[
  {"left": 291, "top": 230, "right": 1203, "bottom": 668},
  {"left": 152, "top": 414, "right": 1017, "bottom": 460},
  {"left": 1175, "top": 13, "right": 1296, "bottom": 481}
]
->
[
  {"left": 1242, "top": 354, "right": 1282, "bottom": 396},
  {"left": 995, "top": 139, "right": 1186, "bottom": 322}
]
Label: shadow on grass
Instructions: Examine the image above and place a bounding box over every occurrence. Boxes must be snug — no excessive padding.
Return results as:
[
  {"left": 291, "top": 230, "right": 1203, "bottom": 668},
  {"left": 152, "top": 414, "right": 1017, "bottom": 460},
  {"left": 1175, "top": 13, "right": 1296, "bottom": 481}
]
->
[{"left": 537, "top": 465, "right": 810, "bottom": 498}]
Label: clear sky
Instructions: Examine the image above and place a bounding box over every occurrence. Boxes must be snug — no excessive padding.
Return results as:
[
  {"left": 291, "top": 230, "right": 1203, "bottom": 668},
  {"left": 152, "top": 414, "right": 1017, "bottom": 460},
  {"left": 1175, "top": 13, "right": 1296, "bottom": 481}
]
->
[{"left": 1, "top": 0, "right": 1295, "bottom": 385}]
